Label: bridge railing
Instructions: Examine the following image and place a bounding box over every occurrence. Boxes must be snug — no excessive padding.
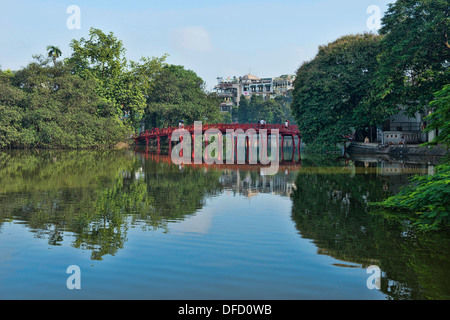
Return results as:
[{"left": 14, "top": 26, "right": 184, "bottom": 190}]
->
[{"left": 135, "top": 123, "right": 300, "bottom": 139}]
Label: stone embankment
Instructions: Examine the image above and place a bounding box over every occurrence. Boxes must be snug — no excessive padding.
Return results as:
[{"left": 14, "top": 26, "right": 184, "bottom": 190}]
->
[{"left": 346, "top": 142, "right": 447, "bottom": 156}]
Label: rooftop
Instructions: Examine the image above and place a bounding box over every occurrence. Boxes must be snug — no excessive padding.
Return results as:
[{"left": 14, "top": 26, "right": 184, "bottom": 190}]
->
[{"left": 241, "top": 74, "right": 261, "bottom": 81}]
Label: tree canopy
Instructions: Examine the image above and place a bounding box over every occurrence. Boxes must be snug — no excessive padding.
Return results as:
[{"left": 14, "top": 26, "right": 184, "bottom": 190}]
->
[
  {"left": 423, "top": 85, "right": 450, "bottom": 149},
  {"left": 1, "top": 57, "right": 126, "bottom": 149},
  {"left": 143, "top": 64, "right": 224, "bottom": 129},
  {"left": 235, "top": 93, "right": 295, "bottom": 125},
  {"left": 372, "top": 0, "right": 450, "bottom": 116},
  {"left": 67, "top": 28, "right": 158, "bottom": 130},
  {"left": 46, "top": 45, "right": 62, "bottom": 65},
  {"left": 0, "top": 28, "right": 226, "bottom": 149},
  {"left": 291, "top": 33, "right": 383, "bottom": 151},
  {"left": 291, "top": 0, "right": 449, "bottom": 152}
]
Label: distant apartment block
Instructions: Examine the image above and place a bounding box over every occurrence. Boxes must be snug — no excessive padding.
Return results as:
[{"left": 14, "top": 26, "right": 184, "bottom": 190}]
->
[{"left": 214, "top": 73, "right": 295, "bottom": 111}]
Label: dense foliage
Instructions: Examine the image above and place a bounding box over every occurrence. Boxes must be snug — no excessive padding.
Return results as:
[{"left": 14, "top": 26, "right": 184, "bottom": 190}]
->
[
  {"left": 143, "top": 64, "right": 224, "bottom": 129},
  {"left": 373, "top": 0, "right": 450, "bottom": 116},
  {"left": 0, "top": 58, "right": 127, "bottom": 149},
  {"left": 0, "top": 28, "right": 227, "bottom": 149},
  {"left": 291, "top": 33, "right": 383, "bottom": 151},
  {"left": 376, "top": 85, "right": 450, "bottom": 231},
  {"left": 423, "top": 85, "right": 450, "bottom": 149},
  {"left": 291, "top": 0, "right": 450, "bottom": 151},
  {"left": 290, "top": 0, "right": 449, "bottom": 231},
  {"left": 234, "top": 93, "right": 295, "bottom": 124},
  {"left": 377, "top": 164, "right": 450, "bottom": 231}
]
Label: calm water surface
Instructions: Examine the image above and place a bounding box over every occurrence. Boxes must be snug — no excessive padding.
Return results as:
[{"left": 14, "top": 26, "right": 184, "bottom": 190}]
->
[{"left": 0, "top": 149, "right": 449, "bottom": 300}]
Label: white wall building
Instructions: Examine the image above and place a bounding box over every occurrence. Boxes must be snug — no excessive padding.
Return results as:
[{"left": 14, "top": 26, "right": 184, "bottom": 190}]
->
[{"left": 214, "top": 73, "right": 295, "bottom": 110}]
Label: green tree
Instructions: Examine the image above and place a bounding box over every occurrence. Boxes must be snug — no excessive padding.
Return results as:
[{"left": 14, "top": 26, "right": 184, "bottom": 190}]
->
[
  {"left": 1, "top": 27, "right": 219, "bottom": 149},
  {"left": 8, "top": 56, "right": 128, "bottom": 149},
  {"left": 235, "top": 95, "right": 252, "bottom": 123},
  {"left": 68, "top": 28, "right": 126, "bottom": 79},
  {"left": 375, "top": 85, "right": 450, "bottom": 231},
  {"left": 129, "top": 55, "right": 168, "bottom": 102},
  {"left": 372, "top": 0, "right": 450, "bottom": 116},
  {"left": 143, "top": 64, "right": 223, "bottom": 129},
  {"left": 356, "top": 0, "right": 450, "bottom": 230},
  {"left": 0, "top": 69, "right": 25, "bottom": 148},
  {"left": 291, "top": 33, "right": 383, "bottom": 151},
  {"left": 235, "top": 93, "right": 293, "bottom": 124},
  {"left": 423, "top": 85, "right": 450, "bottom": 149},
  {"left": 67, "top": 28, "right": 153, "bottom": 129},
  {"left": 274, "top": 93, "right": 296, "bottom": 124},
  {"left": 46, "top": 45, "right": 62, "bottom": 66}
]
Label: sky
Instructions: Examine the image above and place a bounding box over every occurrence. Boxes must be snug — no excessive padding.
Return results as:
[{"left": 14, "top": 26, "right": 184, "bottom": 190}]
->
[{"left": 0, "top": 0, "right": 393, "bottom": 90}]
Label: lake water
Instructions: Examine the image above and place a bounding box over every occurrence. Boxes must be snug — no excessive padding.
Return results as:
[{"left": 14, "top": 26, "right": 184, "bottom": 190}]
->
[{"left": 0, "top": 148, "right": 449, "bottom": 300}]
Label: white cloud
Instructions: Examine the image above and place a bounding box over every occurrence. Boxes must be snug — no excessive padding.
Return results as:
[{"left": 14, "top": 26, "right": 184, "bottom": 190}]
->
[
  {"left": 169, "top": 210, "right": 214, "bottom": 235},
  {"left": 171, "top": 26, "right": 213, "bottom": 52}
]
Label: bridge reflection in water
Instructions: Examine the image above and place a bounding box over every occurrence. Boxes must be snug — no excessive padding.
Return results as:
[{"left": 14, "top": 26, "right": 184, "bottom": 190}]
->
[{"left": 134, "top": 146, "right": 301, "bottom": 173}]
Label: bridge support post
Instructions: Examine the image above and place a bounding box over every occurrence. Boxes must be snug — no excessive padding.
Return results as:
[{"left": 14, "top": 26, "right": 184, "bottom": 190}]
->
[
  {"left": 292, "top": 137, "right": 295, "bottom": 159},
  {"left": 179, "top": 135, "right": 183, "bottom": 157},
  {"left": 168, "top": 135, "right": 172, "bottom": 153},
  {"left": 245, "top": 135, "right": 249, "bottom": 163},
  {"left": 218, "top": 133, "right": 223, "bottom": 162},
  {"left": 249, "top": 134, "right": 254, "bottom": 163},
  {"left": 192, "top": 134, "right": 195, "bottom": 160},
  {"left": 259, "top": 132, "right": 265, "bottom": 164},
  {"left": 234, "top": 134, "right": 237, "bottom": 162}
]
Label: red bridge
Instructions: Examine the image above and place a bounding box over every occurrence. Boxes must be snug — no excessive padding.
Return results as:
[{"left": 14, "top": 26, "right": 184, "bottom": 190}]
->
[{"left": 134, "top": 123, "right": 301, "bottom": 152}]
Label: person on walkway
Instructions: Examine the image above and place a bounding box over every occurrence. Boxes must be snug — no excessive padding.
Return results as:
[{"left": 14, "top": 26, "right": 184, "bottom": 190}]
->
[
  {"left": 284, "top": 120, "right": 289, "bottom": 129},
  {"left": 178, "top": 120, "right": 184, "bottom": 129},
  {"left": 364, "top": 136, "right": 370, "bottom": 144}
]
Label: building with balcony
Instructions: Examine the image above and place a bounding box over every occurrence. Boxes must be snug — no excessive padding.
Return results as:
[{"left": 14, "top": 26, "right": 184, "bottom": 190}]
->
[{"left": 214, "top": 73, "right": 295, "bottom": 110}]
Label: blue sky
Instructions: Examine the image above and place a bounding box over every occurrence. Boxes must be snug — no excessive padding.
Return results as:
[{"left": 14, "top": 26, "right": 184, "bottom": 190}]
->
[{"left": 0, "top": 0, "right": 392, "bottom": 90}]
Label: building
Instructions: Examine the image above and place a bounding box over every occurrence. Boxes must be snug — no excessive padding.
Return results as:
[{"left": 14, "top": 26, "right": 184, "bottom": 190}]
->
[
  {"left": 358, "top": 107, "right": 437, "bottom": 146},
  {"left": 214, "top": 73, "right": 295, "bottom": 111},
  {"left": 272, "top": 75, "right": 296, "bottom": 95},
  {"left": 381, "top": 108, "right": 428, "bottom": 144}
]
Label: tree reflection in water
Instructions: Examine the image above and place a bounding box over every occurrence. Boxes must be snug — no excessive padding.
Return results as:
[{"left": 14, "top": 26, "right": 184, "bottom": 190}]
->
[
  {"left": 0, "top": 150, "right": 449, "bottom": 299},
  {"left": 0, "top": 150, "right": 223, "bottom": 260},
  {"left": 290, "top": 155, "right": 450, "bottom": 300}
]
